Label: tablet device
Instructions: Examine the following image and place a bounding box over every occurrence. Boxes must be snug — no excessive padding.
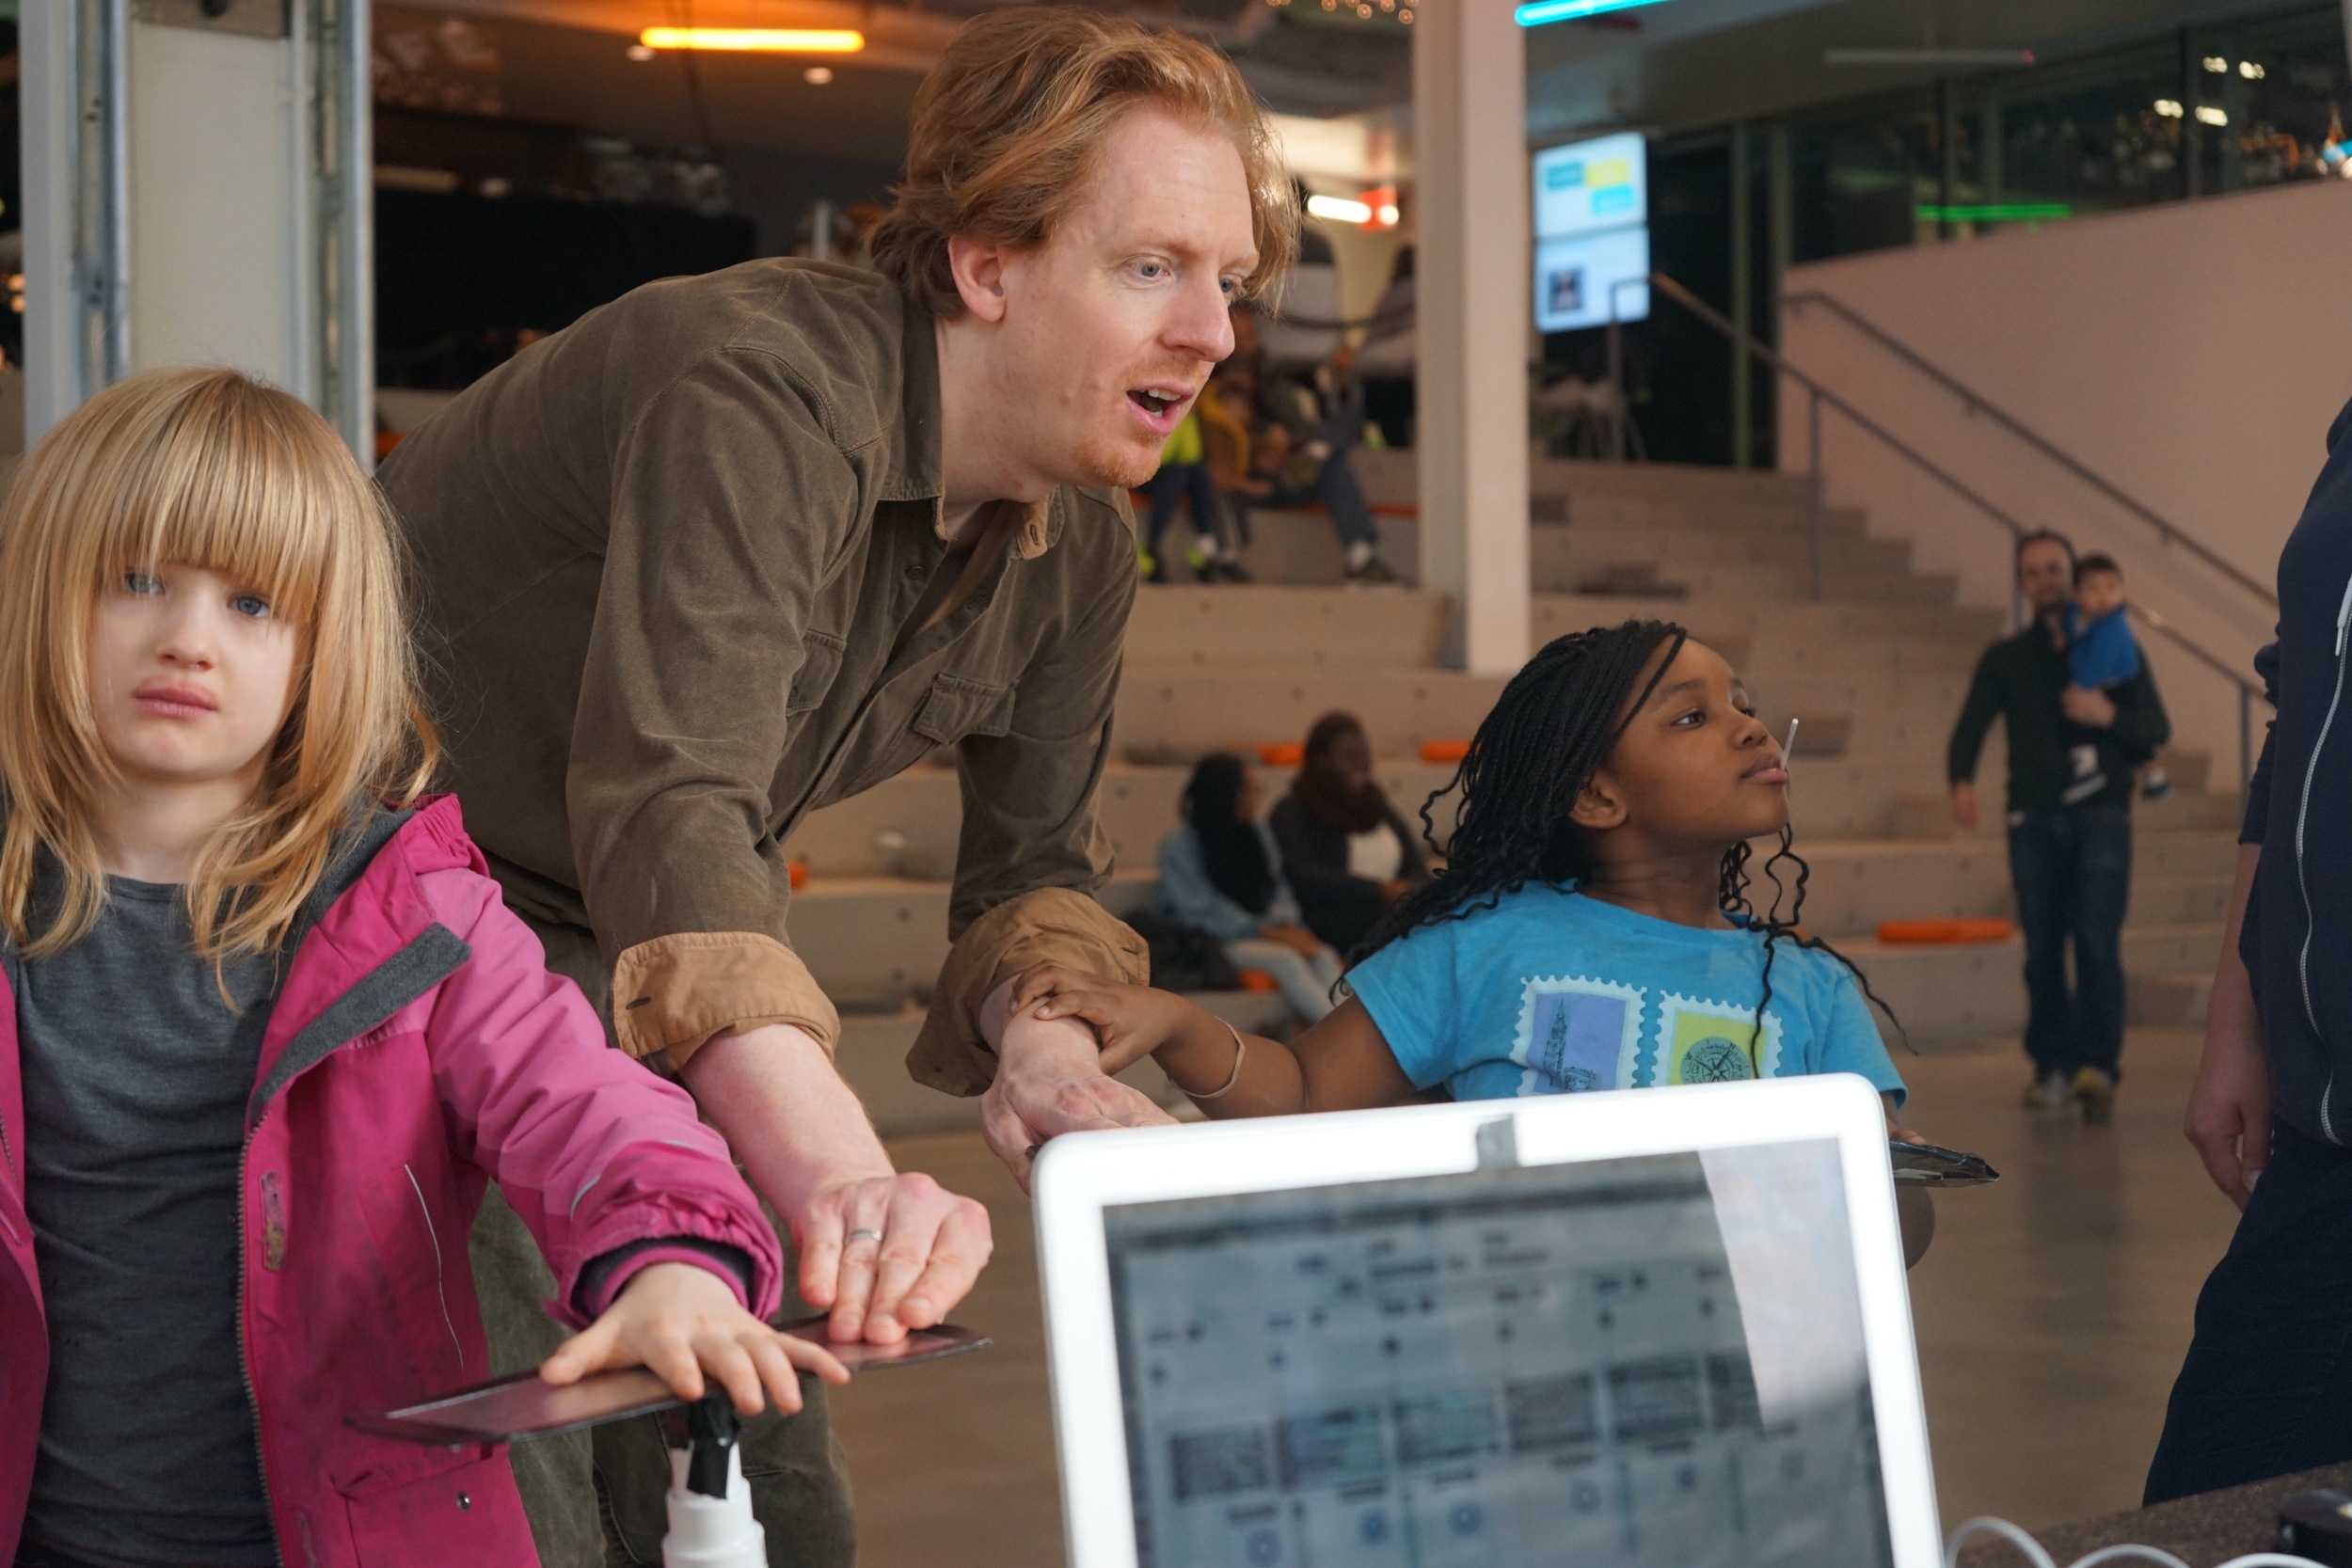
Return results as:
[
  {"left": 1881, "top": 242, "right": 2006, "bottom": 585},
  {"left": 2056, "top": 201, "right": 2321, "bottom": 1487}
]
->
[
  {"left": 349, "top": 1321, "right": 991, "bottom": 1445},
  {"left": 1033, "top": 1073, "right": 1941, "bottom": 1568},
  {"left": 1889, "top": 1140, "right": 1999, "bottom": 1187}
]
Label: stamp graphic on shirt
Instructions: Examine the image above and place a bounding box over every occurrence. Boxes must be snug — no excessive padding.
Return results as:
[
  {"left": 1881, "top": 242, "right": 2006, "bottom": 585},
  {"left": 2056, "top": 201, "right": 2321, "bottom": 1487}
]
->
[
  {"left": 1511, "top": 976, "right": 1645, "bottom": 1096},
  {"left": 1655, "top": 993, "right": 1786, "bottom": 1086}
]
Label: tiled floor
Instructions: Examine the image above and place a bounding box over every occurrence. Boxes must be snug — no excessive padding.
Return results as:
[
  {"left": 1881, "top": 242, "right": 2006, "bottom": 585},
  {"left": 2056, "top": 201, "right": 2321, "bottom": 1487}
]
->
[{"left": 827, "top": 1026, "right": 2248, "bottom": 1566}]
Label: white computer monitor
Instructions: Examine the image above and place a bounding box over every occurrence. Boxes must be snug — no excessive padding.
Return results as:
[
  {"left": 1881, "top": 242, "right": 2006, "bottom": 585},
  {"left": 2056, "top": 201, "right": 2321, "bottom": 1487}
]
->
[{"left": 1034, "top": 1074, "right": 1940, "bottom": 1568}]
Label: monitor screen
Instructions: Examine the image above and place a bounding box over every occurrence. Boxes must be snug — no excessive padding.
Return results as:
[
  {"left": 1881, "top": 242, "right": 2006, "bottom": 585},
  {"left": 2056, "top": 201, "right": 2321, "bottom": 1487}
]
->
[
  {"left": 1533, "top": 133, "right": 1648, "bottom": 240},
  {"left": 1103, "top": 1141, "right": 1893, "bottom": 1568},
  {"left": 1534, "top": 228, "right": 1650, "bottom": 332}
]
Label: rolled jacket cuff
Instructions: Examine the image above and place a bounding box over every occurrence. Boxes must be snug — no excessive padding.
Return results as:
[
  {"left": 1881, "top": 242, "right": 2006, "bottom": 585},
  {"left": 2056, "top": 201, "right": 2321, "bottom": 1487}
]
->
[
  {"left": 906, "top": 886, "right": 1150, "bottom": 1096},
  {"left": 612, "top": 930, "right": 840, "bottom": 1069}
]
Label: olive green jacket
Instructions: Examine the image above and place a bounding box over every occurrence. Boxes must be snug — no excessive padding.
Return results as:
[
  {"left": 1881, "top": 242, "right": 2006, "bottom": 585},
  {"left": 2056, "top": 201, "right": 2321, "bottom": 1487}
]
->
[{"left": 381, "top": 259, "right": 1147, "bottom": 1092}]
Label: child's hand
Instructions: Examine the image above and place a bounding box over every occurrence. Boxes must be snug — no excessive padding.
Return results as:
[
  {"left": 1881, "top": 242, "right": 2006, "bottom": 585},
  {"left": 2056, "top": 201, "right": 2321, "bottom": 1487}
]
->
[
  {"left": 1010, "top": 964, "right": 1200, "bottom": 1076},
  {"left": 541, "top": 1261, "right": 850, "bottom": 1417}
]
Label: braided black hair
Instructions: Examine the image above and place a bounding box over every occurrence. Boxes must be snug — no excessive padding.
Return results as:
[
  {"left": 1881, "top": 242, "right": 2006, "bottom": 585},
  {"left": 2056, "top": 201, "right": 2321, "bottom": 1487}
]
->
[{"left": 1355, "top": 620, "right": 1904, "bottom": 1059}]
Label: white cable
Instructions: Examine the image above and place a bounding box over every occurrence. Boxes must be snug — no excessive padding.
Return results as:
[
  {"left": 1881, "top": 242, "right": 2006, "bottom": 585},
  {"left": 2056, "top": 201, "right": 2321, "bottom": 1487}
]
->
[
  {"left": 2066, "top": 1548, "right": 2194, "bottom": 1568},
  {"left": 1944, "top": 1516, "right": 2329, "bottom": 1568},
  {"left": 1947, "top": 1516, "right": 2058, "bottom": 1568}
]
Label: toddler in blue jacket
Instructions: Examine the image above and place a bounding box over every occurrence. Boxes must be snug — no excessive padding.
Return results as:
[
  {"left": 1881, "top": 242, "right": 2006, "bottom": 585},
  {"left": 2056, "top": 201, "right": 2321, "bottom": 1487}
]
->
[{"left": 2065, "top": 553, "right": 2169, "bottom": 801}]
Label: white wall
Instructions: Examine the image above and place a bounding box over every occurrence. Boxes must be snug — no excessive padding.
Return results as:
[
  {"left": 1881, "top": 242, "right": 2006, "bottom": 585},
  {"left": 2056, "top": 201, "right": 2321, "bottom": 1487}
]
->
[{"left": 1778, "top": 179, "right": 2352, "bottom": 789}]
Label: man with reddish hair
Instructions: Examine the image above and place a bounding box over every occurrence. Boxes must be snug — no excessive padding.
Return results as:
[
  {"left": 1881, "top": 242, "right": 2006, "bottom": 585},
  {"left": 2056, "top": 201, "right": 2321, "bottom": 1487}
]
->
[{"left": 382, "top": 8, "right": 1293, "bottom": 1560}]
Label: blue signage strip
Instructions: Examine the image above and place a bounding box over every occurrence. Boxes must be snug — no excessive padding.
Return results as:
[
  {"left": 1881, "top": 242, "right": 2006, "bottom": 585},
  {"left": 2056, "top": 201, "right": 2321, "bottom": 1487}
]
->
[{"left": 1514, "top": 0, "right": 1673, "bottom": 25}]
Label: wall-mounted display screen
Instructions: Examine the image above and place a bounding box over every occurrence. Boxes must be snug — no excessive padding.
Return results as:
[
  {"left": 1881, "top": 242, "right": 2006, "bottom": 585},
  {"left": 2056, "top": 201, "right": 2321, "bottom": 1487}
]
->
[
  {"left": 1533, "top": 132, "right": 1648, "bottom": 241},
  {"left": 1534, "top": 228, "right": 1650, "bottom": 334},
  {"left": 1532, "top": 132, "right": 1649, "bottom": 329}
]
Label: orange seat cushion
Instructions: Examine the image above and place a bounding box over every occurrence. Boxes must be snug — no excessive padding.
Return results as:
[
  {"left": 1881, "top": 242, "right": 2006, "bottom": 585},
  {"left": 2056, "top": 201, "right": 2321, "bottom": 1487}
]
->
[{"left": 1875, "top": 918, "right": 2013, "bottom": 945}]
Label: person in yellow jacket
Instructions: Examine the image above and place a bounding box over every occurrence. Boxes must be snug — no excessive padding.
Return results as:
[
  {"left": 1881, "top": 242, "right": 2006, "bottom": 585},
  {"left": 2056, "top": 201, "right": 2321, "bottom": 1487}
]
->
[{"left": 1139, "top": 406, "right": 1248, "bottom": 582}]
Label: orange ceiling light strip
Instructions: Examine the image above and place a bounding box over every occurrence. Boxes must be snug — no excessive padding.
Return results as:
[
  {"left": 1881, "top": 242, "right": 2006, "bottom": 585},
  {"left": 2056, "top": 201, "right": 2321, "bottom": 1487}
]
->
[{"left": 638, "top": 26, "right": 865, "bottom": 52}]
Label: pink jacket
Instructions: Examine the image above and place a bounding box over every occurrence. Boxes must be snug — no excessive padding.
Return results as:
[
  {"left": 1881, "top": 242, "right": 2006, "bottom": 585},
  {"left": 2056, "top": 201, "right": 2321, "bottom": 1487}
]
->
[{"left": 0, "top": 797, "right": 786, "bottom": 1567}]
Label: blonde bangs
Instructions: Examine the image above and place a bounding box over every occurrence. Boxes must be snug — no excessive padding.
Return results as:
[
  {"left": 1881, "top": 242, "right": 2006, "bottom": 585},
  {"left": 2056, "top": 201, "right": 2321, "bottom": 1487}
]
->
[{"left": 0, "top": 367, "right": 437, "bottom": 968}]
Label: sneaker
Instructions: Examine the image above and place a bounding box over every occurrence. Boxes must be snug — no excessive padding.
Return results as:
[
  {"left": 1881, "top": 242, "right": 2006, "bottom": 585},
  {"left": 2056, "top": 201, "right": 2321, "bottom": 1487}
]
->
[
  {"left": 1138, "top": 549, "right": 1167, "bottom": 584},
  {"left": 2060, "top": 771, "right": 2108, "bottom": 805},
  {"left": 1211, "top": 557, "right": 1254, "bottom": 583},
  {"left": 2022, "top": 1071, "right": 2071, "bottom": 1111},
  {"left": 1347, "top": 555, "right": 1400, "bottom": 585},
  {"left": 2142, "top": 767, "right": 2173, "bottom": 800},
  {"left": 2073, "top": 1066, "right": 2117, "bottom": 1126}
]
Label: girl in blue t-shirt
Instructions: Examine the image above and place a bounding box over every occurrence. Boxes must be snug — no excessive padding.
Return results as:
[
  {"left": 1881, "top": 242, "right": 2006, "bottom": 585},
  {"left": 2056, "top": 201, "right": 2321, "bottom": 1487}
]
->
[{"left": 1018, "top": 620, "right": 1934, "bottom": 1261}]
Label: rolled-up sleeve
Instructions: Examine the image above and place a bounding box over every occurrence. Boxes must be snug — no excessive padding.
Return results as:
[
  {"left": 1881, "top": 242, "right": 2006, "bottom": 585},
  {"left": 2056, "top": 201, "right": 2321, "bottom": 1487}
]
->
[
  {"left": 570, "top": 352, "right": 858, "bottom": 1068},
  {"left": 904, "top": 530, "right": 1148, "bottom": 1093}
]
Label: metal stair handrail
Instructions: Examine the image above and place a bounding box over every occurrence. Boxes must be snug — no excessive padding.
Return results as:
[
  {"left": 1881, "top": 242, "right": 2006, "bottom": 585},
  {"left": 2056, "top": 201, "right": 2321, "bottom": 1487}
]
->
[
  {"left": 1609, "top": 271, "right": 2270, "bottom": 789},
  {"left": 1782, "top": 289, "right": 2277, "bottom": 610}
]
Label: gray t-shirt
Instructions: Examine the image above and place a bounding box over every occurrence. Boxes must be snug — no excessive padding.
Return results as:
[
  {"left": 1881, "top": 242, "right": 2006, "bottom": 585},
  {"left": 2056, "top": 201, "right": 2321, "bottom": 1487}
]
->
[{"left": 16, "top": 875, "right": 278, "bottom": 1568}]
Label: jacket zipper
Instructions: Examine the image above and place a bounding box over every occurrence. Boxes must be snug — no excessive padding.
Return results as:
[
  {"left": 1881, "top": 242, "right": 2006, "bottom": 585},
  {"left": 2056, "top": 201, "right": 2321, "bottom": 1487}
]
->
[
  {"left": 238, "top": 1123, "right": 290, "bottom": 1568},
  {"left": 2296, "top": 575, "right": 2352, "bottom": 1143}
]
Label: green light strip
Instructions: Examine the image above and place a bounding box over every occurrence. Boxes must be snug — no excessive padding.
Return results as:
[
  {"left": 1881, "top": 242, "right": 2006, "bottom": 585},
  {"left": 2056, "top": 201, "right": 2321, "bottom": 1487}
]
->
[{"left": 1915, "top": 203, "right": 2074, "bottom": 222}]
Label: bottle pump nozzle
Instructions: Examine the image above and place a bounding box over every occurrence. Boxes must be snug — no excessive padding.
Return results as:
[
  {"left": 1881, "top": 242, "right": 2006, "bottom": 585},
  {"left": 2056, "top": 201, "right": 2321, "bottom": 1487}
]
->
[{"left": 662, "top": 1393, "right": 766, "bottom": 1568}]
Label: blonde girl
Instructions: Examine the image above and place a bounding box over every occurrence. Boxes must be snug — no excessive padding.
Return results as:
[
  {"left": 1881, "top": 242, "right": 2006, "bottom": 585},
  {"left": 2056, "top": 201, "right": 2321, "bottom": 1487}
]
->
[{"left": 0, "top": 368, "right": 843, "bottom": 1568}]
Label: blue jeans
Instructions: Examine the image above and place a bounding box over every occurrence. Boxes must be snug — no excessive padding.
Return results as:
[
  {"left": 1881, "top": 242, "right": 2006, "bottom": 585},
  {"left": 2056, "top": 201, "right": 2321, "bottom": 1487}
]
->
[
  {"left": 2006, "top": 806, "right": 2132, "bottom": 1080},
  {"left": 2146, "top": 1123, "right": 2352, "bottom": 1502},
  {"left": 1142, "top": 461, "right": 1228, "bottom": 554},
  {"left": 1236, "top": 451, "right": 1380, "bottom": 551},
  {"left": 1223, "top": 938, "right": 1343, "bottom": 1022}
]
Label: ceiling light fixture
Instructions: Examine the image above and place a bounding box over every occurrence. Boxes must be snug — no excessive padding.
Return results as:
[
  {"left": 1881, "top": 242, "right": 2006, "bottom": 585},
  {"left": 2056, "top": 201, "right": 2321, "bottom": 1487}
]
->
[
  {"left": 1306, "top": 194, "right": 1375, "bottom": 224},
  {"left": 2153, "top": 98, "right": 2185, "bottom": 117},
  {"left": 2195, "top": 104, "right": 2229, "bottom": 125},
  {"left": 1515, "top": 0, "right": 1672, "bottom": 27},
  {"left": 803, "top": 65, "right": 834, "bottom": 83},
  {"left": 626, "top": 41, "right": 656, "bottom": 60},
  {"left": 636, "top": 26, "right": 865, "bottom": 53},
  {"left": 2240, "top": 59, "right": 2265, "bottom": 78}
]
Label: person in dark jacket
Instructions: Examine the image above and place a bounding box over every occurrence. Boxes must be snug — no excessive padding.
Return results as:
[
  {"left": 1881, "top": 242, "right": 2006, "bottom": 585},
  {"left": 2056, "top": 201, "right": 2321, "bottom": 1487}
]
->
[
  {"left": 1948, "top": 530, "right": 2171, "bottom": 1125},
  {"left": 2147, "top": 395, "right": 2352, "bottom": 1503},
  {"left": 1269, "top": 713, "right": 1430, "bottom": 955}
]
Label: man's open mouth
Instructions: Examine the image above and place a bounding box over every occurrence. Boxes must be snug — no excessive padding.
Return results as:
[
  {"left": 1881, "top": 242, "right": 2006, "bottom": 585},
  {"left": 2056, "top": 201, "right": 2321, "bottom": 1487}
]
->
[{"left": 1129, "top": 387, "right": 1187, "bottom": 419}]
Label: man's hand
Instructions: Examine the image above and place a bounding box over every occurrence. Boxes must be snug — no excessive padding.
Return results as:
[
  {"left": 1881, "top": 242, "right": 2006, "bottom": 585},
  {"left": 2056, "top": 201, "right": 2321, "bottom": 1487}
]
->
[
  {"left": 683, "top": 1023, "right": 994, "bottom": 1343},
  {"left": 542, "top": 1261, "right": 850, "bottom": 1416},
  {"left": 2186, "top": 845, "right": 2271, "bottom": 1210},
  {"left": 793, "top": 1173, "right": 993, "bottom": 1344},
  {"left": 2060, "top": 686, "right": 2118, "bottom": 728},
  {"left": 979, "top": 974, "right": 1174, "bottom": 1191},
  {"left": 1949, "top": 781, "right": 1979, "bottom": 830},
  {"left": 2186, "top": 1013, "right": 2272, "bottom": 1212}
]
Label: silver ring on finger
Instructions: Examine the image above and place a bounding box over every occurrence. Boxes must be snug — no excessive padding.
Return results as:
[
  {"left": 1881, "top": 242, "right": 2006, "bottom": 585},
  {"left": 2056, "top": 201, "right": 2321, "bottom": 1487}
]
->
[{"left": 846, "top": 1227, "right": 883, "bottom": 1245}]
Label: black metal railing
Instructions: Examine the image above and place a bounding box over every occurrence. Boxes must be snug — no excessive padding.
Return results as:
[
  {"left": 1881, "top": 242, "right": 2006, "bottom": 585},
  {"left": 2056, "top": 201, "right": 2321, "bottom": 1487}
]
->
[{"left": 1604, "top": 270, "right": 2270, "bottom": 789}]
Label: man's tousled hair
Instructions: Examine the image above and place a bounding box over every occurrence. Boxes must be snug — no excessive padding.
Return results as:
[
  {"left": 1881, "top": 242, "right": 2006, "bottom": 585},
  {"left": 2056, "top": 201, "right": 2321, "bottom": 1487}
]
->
[{"left": 870, "top": 7, "right": 1298, "bottom": 322}]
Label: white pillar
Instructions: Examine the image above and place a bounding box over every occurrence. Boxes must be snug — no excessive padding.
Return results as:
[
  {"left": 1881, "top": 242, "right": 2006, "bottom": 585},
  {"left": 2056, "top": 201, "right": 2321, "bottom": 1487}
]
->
[
  {"left": 1413, "top": 0, "right": 1531, "bottom": 674},
  {"left": 23, "top": 0, "right": 373, "bottom": 461}
]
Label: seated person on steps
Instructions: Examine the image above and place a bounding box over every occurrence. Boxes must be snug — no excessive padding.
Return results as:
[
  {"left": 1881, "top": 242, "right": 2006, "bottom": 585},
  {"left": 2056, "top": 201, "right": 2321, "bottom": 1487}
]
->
[
  {"left": 1156, "top": 753, "right": 1343, "bottom": 1024},
  {"left": 1268, "top": 711, "right": 1430, "bottom": 956},
  {"left": 1019, "top": 622, "right": 1936, "bottom": 1266}
]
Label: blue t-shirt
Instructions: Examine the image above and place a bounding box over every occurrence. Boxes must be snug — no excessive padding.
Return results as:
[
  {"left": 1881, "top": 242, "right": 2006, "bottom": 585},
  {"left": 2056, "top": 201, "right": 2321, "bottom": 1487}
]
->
[{"left": 1347, "top": 884, "right": 1905, "bottom": 1105}]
